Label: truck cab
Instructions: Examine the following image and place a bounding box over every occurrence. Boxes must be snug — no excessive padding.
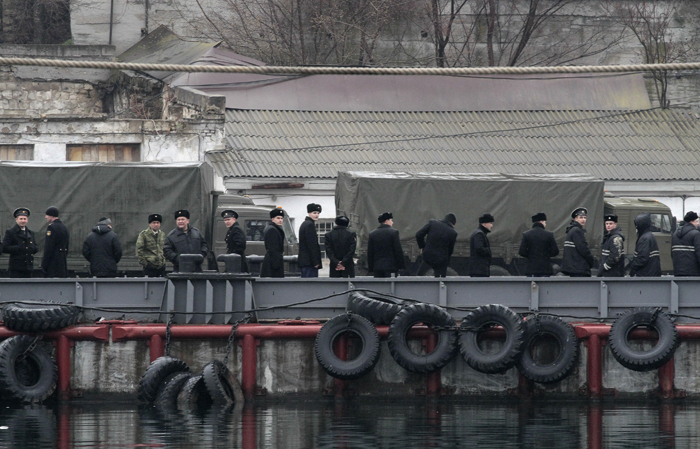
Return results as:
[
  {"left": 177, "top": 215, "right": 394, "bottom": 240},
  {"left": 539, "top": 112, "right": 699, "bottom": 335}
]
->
[{"left": 604, "top": 196, "right": 675, "bottom": 273}]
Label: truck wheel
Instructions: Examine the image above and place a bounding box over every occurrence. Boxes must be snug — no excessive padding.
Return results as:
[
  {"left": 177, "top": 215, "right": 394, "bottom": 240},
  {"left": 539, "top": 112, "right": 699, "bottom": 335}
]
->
[
  {"left": 154, "top": 371, "right": 192, "bottom": 408},
  {"left": 3, "top": 301, "right": 81, "bottom": 332},
  {"left": 609, "top": 308, "right": 678, "bottom": 372},
  {"left": 347, "top": 292, "right": 405, "bottom": 325},
  {"left": 489, "top": 266, "right": 511, "bottom": 276},
  {"left": 138, "top": 356, "right": 190, "bottom": 403},
  {"left": 202, "top": 360, "right": 243, "bottom": 405},
  {"left": 388, "top": 303, "right": 457, "bottom": 373},
  {"left": 177, "top": 375, "right": 212, "bottom": 408},
  {"left": 315, "top": 313, "right": 381, "bottom": 380},
  {"left": 421, "top": 267, "right": 459, "bottom": 277},
  {"left": 459, "top": 304, "right": 524, "bottom": 374},
  {"left": 516, "top": 315, "right": 578, "bottom": 383},
  {"left": 0, "top": 335, "right": 57, "bottom": 403}
]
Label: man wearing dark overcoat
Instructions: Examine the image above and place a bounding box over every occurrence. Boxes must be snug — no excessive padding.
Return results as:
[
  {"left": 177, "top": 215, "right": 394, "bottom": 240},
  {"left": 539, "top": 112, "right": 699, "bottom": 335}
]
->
[
  {"left": 469, "top": 213, "right": 494, "bottom": 277},
  {"left": 261, "top": 209, "right": 286, "bottom": 278},
  {"left": 298, "top": 203, "right": 322, "bottom": 278},
  {"left": 672, "top": 211, "right": 700, "bottom": 276},
  {"left": 222, "top": 209, "right": 248, "bottom": 273},
  {"left": 518, "top": 212, "right": 559, "bottom": 277},
  {"left": 629, "top": 212, "right": 661, "bottom": 277},
  {"left": 598, "top": 214, "right": 625, "bottom": 277},
  {"left": 561, "top": 207, "right": 595, "bottom": 277},
  {"left": 3, "top": 207, "right": 37, "bottom": 278},
  {"left": 42, "top": 206, "right": 69, "bottom": 278},
  {"left": 324, "top": 215, "right": 357, "bottom": 278},
  {"left": 163, "top": 209, "right": 208, "bottom": 272},
  {"left": 416, "top": 213, "right": 458, "bottom": 277},
  {"left": 367, "top": 212, "right": 405, "bottom": 278}
]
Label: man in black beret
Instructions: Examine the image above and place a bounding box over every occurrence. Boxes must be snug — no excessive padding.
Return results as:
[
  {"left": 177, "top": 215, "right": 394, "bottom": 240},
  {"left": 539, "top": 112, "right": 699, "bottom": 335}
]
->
[
  {"left": 561, "top": 207, "right": 595, "bottom": 277},
  {"left": 598, "top": 214, "right": 625, "bottom": 277},
  {"left": 519, "top": 212, "right": 559, "bottom": 277},
  {"left": 324, "top": 215, "right": 357, "bottom": 278},
  {"left": 136, "top": 214, "right": 166, "bottom": 277},
  {"left": 2, "top": 208, "right": 37, "bottom": 278},
  {"left": 298, "top": 203, "right": 323, "bottom": 277},
  {"left": 367, "top": 212, "right": 405, "bottom": 278},
  {"left": 416, "top": 213, "right": 458, "bottom": 277},
  {"left": 261, "top": 209, "right": 286, "bottom": 278},
  {"left": 470, "top": 213, "right": 494, "bottom": 277},
  {"left": 42, "top": 206, "right": 69, "bottom": 278},
  {"left": 222, "top": 209, "right": 248, "bottom": 273},
  {"left": 672, "top": 211, "right": 700, "bottom": 276},
  {"left": 163, "top": 209, "right": 208, "bottom": 272}
]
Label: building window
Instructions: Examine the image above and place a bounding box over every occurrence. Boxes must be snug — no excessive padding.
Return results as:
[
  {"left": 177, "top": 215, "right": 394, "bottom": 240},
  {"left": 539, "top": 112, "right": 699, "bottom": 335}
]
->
[
  {"left": 67, "top": 144, "right": 140, "bottom": 161},
  {"left": 316, "top": 219, "right": 335, "bottom": 259},
  {"left": 0, "top": 144, "right": 33, "bottom": 160}
]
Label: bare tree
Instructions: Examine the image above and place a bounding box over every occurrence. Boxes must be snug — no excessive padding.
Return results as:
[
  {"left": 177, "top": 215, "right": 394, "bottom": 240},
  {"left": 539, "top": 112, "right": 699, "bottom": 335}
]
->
[
  {"left": 603, "top": 0, "right": 699, "bottom": 108},
  {"left": 1, "top": 0, "right": 71, "bottom": 44}
]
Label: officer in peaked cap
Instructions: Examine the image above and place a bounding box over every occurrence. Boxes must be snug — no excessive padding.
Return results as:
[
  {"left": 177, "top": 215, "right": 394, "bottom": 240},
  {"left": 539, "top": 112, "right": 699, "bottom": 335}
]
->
[
  {"left": 561, "top": 206, "right": 595, "bottom": 277},
  {"left": 3, "top": 207, "right": 38, "bottom": 277},
  {"left": 222, "top": 209, "right": 248, "bottom": 273},
  {"left": 136, "top": 213, "right": 166, "bottom": 277},
  {"left": 519, "top": 212, "right": 559, "bottom": 277},
  {"left": 598, "top": 213, "right": 625, "bottom": 277},
  {"left": 42, "top": 206, "right": 69, "bottom": 278},
  {"left": 298, "top": 203, "right": 323, "bottom": 278},
  {"left": 163, "top": 209, "right": 208, "bottom": 272},
  {"left": 367, "top": 212, "right": 405, "bottom": 278},
  {"left": 261, "top": 208, "right": 286, "bottom": 278}
]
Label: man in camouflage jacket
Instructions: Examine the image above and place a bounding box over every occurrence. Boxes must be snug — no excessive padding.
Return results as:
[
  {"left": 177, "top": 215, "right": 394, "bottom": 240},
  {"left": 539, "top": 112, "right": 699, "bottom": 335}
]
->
[{"left": 136, "top": 214, "right": 166, "bottom": 277}]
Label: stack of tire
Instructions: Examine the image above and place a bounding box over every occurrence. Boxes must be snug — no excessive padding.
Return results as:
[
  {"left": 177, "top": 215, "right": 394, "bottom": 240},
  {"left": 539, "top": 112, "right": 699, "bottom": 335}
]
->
[
  {"left": 0, "top": 301, "right": 81, "bottom": 403},
  {"left": 315, "top": 292, "right": 580, "bottom": 384},
  {"left": 138, "top": 357, "right": 243, "bottom": 409}
]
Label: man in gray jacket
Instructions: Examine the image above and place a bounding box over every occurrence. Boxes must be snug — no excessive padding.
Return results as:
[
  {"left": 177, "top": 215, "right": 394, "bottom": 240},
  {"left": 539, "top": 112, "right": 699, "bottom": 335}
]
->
[{"left": 163, "top": 210, "right": 208, "bottom": 272}]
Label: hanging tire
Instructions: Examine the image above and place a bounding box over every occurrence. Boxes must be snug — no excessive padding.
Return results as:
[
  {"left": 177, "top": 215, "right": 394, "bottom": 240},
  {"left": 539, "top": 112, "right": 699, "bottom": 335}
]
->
[
  {"left": 202, "top": 360, "right": 243, "bottom": 406},
  {"left": 347, "top": 292, "right": 405, "bottom": 325},
  {"left": 516, "top": 315, "right": 579, "bottom": 383},
  {"left": 177, "top": 375, "right": 212, "bottom": 409},
  {"left": 138, "top": 356, "right": 190, "bottom": 403},
  {"left": 0, "top": 335, "right": 57, "bottom": 403},
  {"left": 387, "top": 303, "right": 457, "bottom": 373},
  {"left": 315, "top": 313, "right": 381, "bottom": 380},
  {"left": 3, "top": 301, "right": 81, "bottom": 332},
  {"left": 154, "top": 371, "right": 192, "bottom": 408},
  {"left": 609, "top": 308, "right": 678, "bottom": 372},
  {"left": 459, "top": 304, "right": 524, "bottom": 374}
]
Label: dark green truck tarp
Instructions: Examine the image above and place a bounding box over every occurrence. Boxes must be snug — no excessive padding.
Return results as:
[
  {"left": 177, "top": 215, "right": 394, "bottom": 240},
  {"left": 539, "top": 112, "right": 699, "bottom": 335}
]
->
[
  {"left": 335, "top": 171, "right": 605, "bottom": 264},
  {"left": 0, "top": 161, "right": 215, "bottom": 273}
]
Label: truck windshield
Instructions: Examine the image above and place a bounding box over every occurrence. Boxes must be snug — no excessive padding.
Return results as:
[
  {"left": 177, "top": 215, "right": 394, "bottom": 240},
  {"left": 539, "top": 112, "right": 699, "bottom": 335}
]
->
[
  {"left": 246, "top": 221, "right": 267, "bottom": 241},
  {"left": 283, "top": 216, "right": 298, "bottom": 244},
  {"left": 650, "top": 214, "right": 672, "bottom": 233}
]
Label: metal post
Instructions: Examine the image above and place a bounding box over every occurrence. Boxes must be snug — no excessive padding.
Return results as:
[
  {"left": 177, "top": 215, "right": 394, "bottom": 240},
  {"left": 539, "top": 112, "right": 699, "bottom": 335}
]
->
[
  {"left": 149, "top": 334, "right": 164, "bottom": 362},
  {"left": 56, "top": 335, "right": 72, "bottom": 400},
  {"left": 242, "top": 334, "right": 258, "bottom": 401},
  {"left": 588, "top": 404, "right": 603, "bottom": 449},
  {"left": 658, "top": 358, "right": 675, "bottom": 398},
  {"left": 586, "top": 334, "right": 602, "bottom": 398}
]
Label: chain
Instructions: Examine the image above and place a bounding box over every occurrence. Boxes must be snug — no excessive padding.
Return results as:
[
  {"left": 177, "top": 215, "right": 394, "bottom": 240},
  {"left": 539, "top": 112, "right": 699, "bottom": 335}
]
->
[
  {"left": 164, "top": 314, "right": 173, "bottom": 357},
  {"left": 18, "top": 335, "right": 42, "bottom": 362},
  {"left": 345, "top": 311, "right": 354, "bottom": 328},
  {"left": 534, "top": 313, "right": 541, "bottom": 334},
  {"left": 650, "top": 308, "right": 661, "bottom": 324},
  {"left": 223, "top": 314, "right": 251, "bottom": 366}
]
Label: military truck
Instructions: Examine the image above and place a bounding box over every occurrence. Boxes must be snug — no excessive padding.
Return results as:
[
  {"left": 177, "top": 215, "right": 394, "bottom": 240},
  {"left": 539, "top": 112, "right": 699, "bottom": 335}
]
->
[
  {"left": 0, "top": 161, "right": 296, "bottom": 276},
  {"left": 335, "top": 171, "right": 675, "bottom": 275}
]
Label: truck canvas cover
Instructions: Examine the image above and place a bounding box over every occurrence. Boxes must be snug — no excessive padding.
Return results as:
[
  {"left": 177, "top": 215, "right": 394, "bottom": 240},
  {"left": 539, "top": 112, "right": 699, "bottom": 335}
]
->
[
  {"left": 0, "top": 161, "right": 215, "bottom": 272},
  {"left": 336, "top": 171, "right": 605, "bottom": 261}
]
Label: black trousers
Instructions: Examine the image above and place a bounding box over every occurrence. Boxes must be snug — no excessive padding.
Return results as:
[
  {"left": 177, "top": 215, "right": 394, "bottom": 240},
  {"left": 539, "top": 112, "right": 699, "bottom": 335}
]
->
[
  {"left": 9, "top": 270, "right": 32, "bottom": 278},
  {"left": 373, "top": 271, "right": 396, "bottom": 278},
  {"left": 143, "top": 266, "right": 166, "bottom": 277},
  {"left": 429, "top": 263, "right": 448, "bottom": 277}
]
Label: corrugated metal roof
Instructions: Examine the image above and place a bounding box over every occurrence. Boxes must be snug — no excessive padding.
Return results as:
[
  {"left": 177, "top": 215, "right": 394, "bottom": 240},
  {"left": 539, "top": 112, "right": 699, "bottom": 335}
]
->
[{"left": 210, "top": 109, "right": 700, "bottom": 181}]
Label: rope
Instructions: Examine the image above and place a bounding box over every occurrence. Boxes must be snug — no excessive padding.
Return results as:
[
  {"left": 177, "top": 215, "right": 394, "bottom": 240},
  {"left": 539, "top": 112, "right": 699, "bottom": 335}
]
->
[{"left": 2, "top": 56, "right": 700, "bottom": 75}]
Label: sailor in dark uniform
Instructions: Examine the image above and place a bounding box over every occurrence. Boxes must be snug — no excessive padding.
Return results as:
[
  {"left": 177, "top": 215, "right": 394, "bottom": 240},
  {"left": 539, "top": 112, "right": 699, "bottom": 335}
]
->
[
  {"left": 598, "top": 214, "right": 625, "bottom": 277},
  {"left": 367, "top": 212, "right": 405, "bottom": 278},
  {"left": 518, "top": 212, "right": 559, "bottom": 277},
  {"left": 324, "top": 215, "right": 357, "bottom": 278},
  {"left": 469, "top": 213, "right": 494, "bottom": 277},
  {"left": 561, "top": 207, "right": 595, "bottom": 277},
  {"left": 222, "top": 209, "right": 248, "bottom": 273},
  {"left": 42, "top": 206, "right": 69, "bottom": 278},
  {"left": 2, "top": 207, "right": 37, "bottom": 278},
  {"left": 261, "top": 209, "right": 286, "bottom": 278}
]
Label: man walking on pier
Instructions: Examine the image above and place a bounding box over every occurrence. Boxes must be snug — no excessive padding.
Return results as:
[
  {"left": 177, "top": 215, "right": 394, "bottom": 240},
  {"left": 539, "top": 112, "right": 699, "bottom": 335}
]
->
[
  {"left": 518, "top": 212, "right": 559, "bottom": 277},
  {"left": 672, "top": 211, "right": 700, "bottom": 276},
  {"left": 416, "top": 213, "right": 458, "bottom": 277},
  {"left": 367, "top": 212, "right": 405, "bottom": 278},
  {"left": 3, "top": 208, "right": 37, "bottom": 278},
  {"left": 628, "top": 212, "right": 661, "bottom": 277},
  {"left": 298, "top": 203, "right": 323, "bottom": 278},
  {"left": 42, "top": 206, "right": 69, "bottom": 278},
  {"left": 561, "top": 207, "right": 595, "bottom": 277},
  {"left": 469, "top": 213, "right": 494, "bottom": 277},
  {"left": 598, "top": 214, "right": 625, "bottom": 277},
  {"left": 136, "top": 214, "right": 166, "bottom": 277}
]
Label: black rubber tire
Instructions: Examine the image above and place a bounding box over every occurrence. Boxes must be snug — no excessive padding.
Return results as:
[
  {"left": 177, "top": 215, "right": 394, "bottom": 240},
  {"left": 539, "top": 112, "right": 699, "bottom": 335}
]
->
[
  {"left": 0, "top": 335, "right": 57, "bottom": 403},
  {"left": 315, "top": 313, "right": 381, "bottom": 380},
  {"left": 489, "top": 265, "right": 511, "bottom": 276},
  {"left": 138, "top": 356, "right": 190, "bottom": 403},
  {"left": 609, "top": 307, "right": 678, "bottom": 372},
  {"left": 459, "top": 304, "right": 524, "bottom": 374},
  {"left": 516, "top": 315, "right": 579, "bottom": 383},
  {"left": 387, "top": 303, "right": 457, "bottom": 373},
  {"left": 3, "top": 301, "right": 81, "bottom": 332},
  {"left": 202, "top": 360, "right": 243, "bottom": 406},
  {"left": 153, "top": 371, "right": 191, "bottom": 408},
  {"left": 177, "top": 374, "right": 212, "bottom": 409},
  {"left": 347, "top": 292, "right": 405, "bottom": 325}
]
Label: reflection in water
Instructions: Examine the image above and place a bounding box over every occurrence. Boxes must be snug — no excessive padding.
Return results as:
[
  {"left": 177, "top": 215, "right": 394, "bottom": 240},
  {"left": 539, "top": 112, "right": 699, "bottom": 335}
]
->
[{"left": 0, "top": 399, "right": 699, "bottom": 448}]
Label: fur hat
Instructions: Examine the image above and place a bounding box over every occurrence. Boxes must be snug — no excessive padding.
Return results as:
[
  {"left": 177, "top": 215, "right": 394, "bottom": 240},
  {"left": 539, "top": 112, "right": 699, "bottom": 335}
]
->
[
  {"left": 270, "top": 209, "right": 284, "bottom": 218},
  {"left": 335, "top": 215, "right": 350, "bottom": 226},
  {"left": 479, "top": 213, "right": 494, "bottom": 224},
  {"left": 604, "top": 214, "right": 618, "bottom": 223},
  {"left": 174, "top": 210, "right": 190, "bottom": 219},
  {"left": 148, "top": 214, "right": 162, "bottom": 223},
  {"left": 531, "top": 212, "right": 547, "bottom": 223},
  {"left": 378, "top": 212, "right": 393, "bottom": 223},
  {"left": 307, "top": 203, "right": 322, "bottom": 213},
  {"left": 684, "top": 211, "right": 699, "bottom": 222}
]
